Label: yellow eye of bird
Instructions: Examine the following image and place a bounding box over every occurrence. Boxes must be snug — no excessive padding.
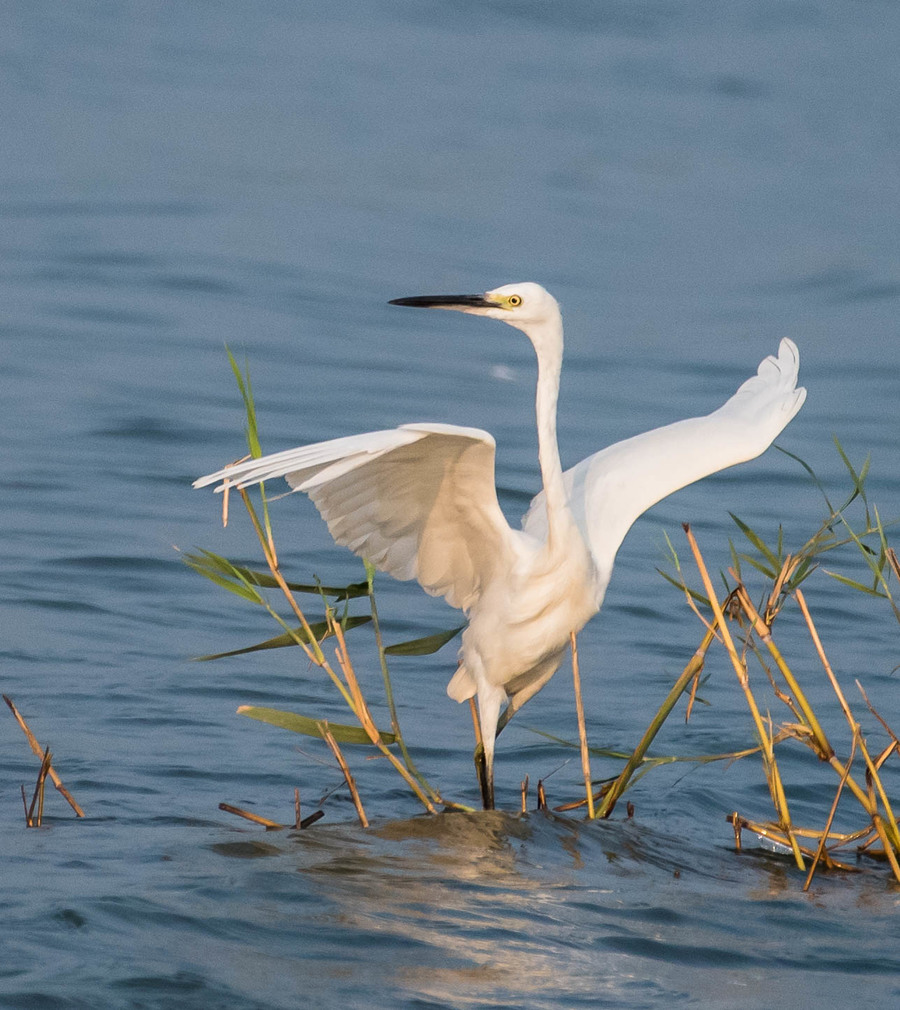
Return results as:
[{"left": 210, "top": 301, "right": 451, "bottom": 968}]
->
[{"left": 508, "top": 294, "right": 522, "bottom": 307}]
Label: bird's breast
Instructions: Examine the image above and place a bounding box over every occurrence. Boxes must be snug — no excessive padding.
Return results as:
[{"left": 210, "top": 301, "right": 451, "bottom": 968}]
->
[{"left": 462, "top": 534, "right": 600, "bottom": 691}]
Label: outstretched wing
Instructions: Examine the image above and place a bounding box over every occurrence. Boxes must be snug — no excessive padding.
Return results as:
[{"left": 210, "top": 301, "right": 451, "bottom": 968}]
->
[
  {"left": 523, "top": 338, "right": 806, "bottom": 575},
  {"left": 194, "top": 422, "right": 518, "bottom": 611}
]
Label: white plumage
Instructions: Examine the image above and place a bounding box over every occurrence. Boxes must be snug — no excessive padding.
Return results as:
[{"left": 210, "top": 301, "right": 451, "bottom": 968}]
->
[{"left": 195, "top": 282, "right": 805, "bottom": 807}]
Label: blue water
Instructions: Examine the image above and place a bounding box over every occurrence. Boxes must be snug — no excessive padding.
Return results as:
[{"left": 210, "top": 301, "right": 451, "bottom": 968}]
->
[{"left": 2, "top": 3, "right": 900, "bottom": 1007}]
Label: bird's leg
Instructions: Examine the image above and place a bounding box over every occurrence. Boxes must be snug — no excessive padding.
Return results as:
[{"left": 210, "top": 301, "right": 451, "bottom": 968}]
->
[
  {"left": 468, "top": 699, "right": 491, "bottom": 809},
  {"left": 477, "top": 747, "right": 493, "bottom": 811},
  {"left": 475, "top": 686, "right": 504, "bottom": 811}
]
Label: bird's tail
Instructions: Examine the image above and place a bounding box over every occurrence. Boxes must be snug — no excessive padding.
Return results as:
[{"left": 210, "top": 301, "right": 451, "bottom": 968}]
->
[{"left": 447, "top": 664, "right": 476, "bottom": 702}]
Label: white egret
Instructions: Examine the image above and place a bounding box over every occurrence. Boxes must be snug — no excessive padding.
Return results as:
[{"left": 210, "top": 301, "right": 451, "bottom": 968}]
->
[{"left": 194, "top": 283, "right": 805, "bottom": 809}]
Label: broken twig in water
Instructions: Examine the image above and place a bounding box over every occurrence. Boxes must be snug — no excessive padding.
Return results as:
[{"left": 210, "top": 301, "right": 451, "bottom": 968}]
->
[{"left": 4, "top": 695, "right": 84, "bottom": 818}]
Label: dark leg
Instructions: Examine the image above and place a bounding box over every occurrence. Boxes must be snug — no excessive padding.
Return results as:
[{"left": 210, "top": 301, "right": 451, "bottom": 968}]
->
[{"left": 474, "top": 742, "right": 494, "bottom": 810}]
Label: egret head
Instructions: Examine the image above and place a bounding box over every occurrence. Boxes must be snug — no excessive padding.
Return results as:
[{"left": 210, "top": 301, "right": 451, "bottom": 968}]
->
[{"left": 389, "top": 282, "right": 561, "bottom": 338}]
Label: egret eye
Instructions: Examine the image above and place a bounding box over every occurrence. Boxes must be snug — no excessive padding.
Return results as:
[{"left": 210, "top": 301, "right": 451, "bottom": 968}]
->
[{"left": 508, "top": 294, "right": 523, "bottom": 307}]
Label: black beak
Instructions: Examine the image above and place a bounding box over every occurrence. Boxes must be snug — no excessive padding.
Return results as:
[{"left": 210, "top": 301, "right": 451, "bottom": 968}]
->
[{"left": 388, "top": 294, "right": 496, "bottom": 309}]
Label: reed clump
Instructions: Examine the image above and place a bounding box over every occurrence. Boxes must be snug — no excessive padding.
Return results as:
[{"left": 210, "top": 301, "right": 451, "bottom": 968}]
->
[
  {"left": 4, "top": 694, "right": 85, "bottom": 826},
  {"left": 581, "top": 442, "right": 900, "bottom": 886}
]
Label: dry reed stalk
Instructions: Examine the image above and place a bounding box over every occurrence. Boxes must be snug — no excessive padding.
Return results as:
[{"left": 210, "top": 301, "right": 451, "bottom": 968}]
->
[
  {"left": 731, "top": 812, "right": 872, "bottom": 852},
  {"left": 795, "top": 589, "right": 855, "bottom": 727},
  {"left": 856, "top": 681, "right": 900, "bottom": 750},
  {"left": 570, "top": 631, "right": 595, "bottom": 818},
  {"left": 318, "top": 722, "right": 369, "bottom": 828},
  {"left": 26, "top": 748, "right": 53, "bottom": 827},
  {"left": 727, "top": 814, "right": 859, "bottom": 872},
  {"left": 870, "top": 814, "right": 900, "bottom": 880},
  {"left": 764, "top": 555, "right": 801, "bottom": 625},
  {"left": 735, "top": 585, "right": 833, "bottom": 759},
  {"left": 855, "top": 833, "right": 881, "bottom": 854},
  {"left": 872, "top": 740, "right": 899, "bottom": 771},
  {"left": 329, "top": 619, "right": 438, "bottom": 813},
  {"left": 520, "top": 775, "right": 529, "bottom": 814},
  {"left": 365, "top": 573, "right": 438, "bottom": 803},
  {"left": 216, "top": 456, "right": 250, "bottom": 528},
  {"left": 36, "top": 750, "right": 50, "bottom": 825},
  {"left": 804, "top": 732, "right": 858, "bottom": 891},
  {"left": 857, "top": 737, "right": 900, "bottom": 874},
  {"left": 793, "top": 590, "right": 900, "bottom": 865},
  {"left": 555, "top": 785, "right": 606, "bottom": 813},
  {"left": 825, "top": 826, "right": 879, "bottom": 848},
  {"left": 684, "top": 526, "right": 805, "bottom": 870},
  {"left": 831, "top": 734, "right": 900, "bottom": 862},
  {"left": 537, "top": 780, "right": 547, "bottom": 810},
  {"left": 218, "top": 802, "right": 285, "bottom": 829},
  {"left": 684, "top": 662, "right": 703, "bottom": 723},
  {"left": 240, "top": 489, "right": 322, "bottom": 664},
  {"left": 730, "top": 580, "right": 899, "bottom": 880},
  {"left": 754, "top": 652, "right": 806, "bottom": 725},
  {"left": 294, "top": 787, "right": 301, "bottom": 829},
  {"left": 4, "top": 695, "right": 85, "bottom": 817},
  {"left": 468, "top": 697, "right": 483, "bottom": 748}
]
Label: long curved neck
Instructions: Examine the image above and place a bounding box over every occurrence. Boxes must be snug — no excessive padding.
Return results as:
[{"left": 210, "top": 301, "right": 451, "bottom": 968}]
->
[{"left": 530, "top": 316, "right": 568, "bottom": 546}]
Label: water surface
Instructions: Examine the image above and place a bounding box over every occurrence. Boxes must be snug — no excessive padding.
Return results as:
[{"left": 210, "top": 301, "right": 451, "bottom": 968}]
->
[{"left": 2, "top": 3, "right": 899, "bottom": 1007}]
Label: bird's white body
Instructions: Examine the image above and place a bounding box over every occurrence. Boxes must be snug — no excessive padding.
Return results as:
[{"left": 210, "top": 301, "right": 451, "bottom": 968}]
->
[
  {"left": 448, "top": 499, "right": 600, "bottom": 737},
  {"left": 195, "top": 282, "right": 806, "bottom": 807}
]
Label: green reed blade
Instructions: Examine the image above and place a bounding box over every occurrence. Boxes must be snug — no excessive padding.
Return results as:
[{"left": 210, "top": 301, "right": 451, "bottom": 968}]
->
[{"left": 238, "top": 705, "right": 396, "bottom": 745}]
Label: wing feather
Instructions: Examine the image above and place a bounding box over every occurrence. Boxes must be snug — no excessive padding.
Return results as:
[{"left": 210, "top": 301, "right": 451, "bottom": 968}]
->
[
  {"left": 194, "top": 423, "right": 517, "bottom": 610},
  {"left": 523, "top": 338, "right": 806, "bottom": 575}
]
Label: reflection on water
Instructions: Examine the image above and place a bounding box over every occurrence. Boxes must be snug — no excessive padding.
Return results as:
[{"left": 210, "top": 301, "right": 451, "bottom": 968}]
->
[
  {"left": 203, "top": 810, "right": 900, "bottom": 1008},
  {"left": 213, "top": 813, "right": 659, "bottom": 1006}
]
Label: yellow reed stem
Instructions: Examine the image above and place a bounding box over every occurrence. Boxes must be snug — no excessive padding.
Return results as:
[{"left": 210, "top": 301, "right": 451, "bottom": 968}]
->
[
  {"left": 794, "top": 589, "right": 899, "bottom": 853},
  {"left": 857, "top": 735, "right": 900, "bottom": 861},
  {"left": 871, "top": 815, "right": 900, "bottom": 883},
  {"left": 240, "top": 489, "right": 323, "bottom": 664},
  {"left": 218, "top": 802, "right": 284, "bottom": 829},
  {"left": 570, "top": 631, "right": 595, "bottom": 819},
  {"left": 736, "top": 585, "right": 833, "bottom": 760},
  {"left": 804, "top": 731, "right": 857, "bottom": 891},
  {"left": 684, "top": 525, "right": 805, "bottom": 870},
  {"left": 330, "top": 620, "right": 438, "bottom": 814},
  {"left": 319, "top": 722, "right": 369, "bottom": 828}
]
